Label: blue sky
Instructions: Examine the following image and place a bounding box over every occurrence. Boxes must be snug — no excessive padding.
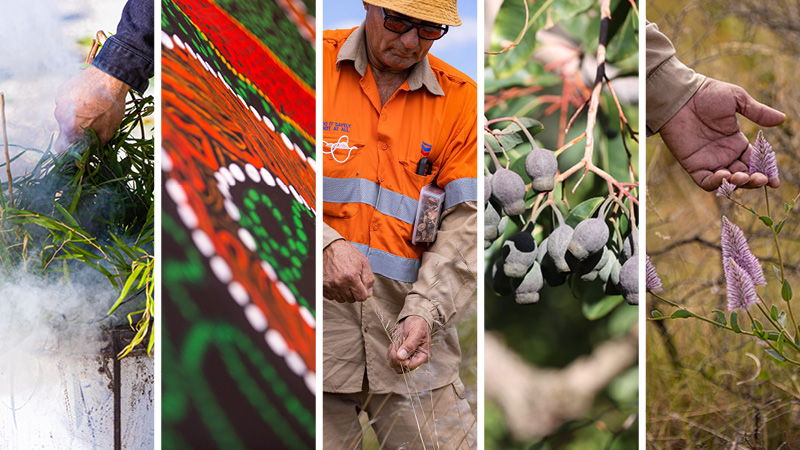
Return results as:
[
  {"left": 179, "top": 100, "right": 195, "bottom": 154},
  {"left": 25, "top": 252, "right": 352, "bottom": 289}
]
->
[{"left": 322, "top": 0, "right": 478, "bottom": 81}]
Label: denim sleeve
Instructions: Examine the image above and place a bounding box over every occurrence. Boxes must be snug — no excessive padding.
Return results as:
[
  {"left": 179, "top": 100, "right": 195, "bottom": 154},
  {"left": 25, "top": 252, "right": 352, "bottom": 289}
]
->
[{"left": 92, "top": 0, "right": 155, "bottom": 94}]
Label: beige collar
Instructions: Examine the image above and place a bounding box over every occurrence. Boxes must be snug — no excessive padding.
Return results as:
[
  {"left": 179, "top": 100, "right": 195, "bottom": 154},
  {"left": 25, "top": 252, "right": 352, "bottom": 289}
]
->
[{"left": 336, "top": 23, "right": 445, "bottom": 96}]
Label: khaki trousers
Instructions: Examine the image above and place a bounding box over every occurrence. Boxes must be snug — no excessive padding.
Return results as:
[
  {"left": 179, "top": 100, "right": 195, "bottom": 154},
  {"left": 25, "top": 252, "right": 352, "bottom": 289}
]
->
[{"left": 323, "top": 377, "right": 476, "bottom": 450}]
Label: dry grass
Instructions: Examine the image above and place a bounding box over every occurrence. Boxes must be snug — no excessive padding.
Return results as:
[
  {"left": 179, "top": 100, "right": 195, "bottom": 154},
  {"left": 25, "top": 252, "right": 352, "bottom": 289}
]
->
[{"left": 647, "top": 0, "right": 800, "bottom": 447}]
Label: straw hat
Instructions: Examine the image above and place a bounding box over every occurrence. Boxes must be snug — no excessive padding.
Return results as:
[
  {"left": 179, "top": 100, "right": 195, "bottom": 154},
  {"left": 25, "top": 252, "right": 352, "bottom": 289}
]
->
[{"left": 364, "top": 0, "right": 461, "bottom": 27}]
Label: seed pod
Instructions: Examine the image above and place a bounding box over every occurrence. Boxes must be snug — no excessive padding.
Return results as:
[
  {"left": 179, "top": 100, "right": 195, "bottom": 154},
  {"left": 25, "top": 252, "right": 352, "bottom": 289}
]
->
[
  {"left": 485, "top": 202, "right": 502, "bottom": 241},
  {"left": 525, "top": 146, "right": 557, "bottom": 193},
  {"left": 618, "top": 254, "right": 638, "bottom": 305},
  {"left": 540, "top": 251, "right": 568, "bottom": 286},
  {"left": 491, "top": 168, "right": 526, "bottom": 216},
  {"left": 604, "top": 258, "right": 622, "bottom": 295},
  {"left": 515, "top": 262, "right": 543, "bottom": 304},
  {"left": 536, "top": 236, "right": 549, "bottom": 264},
  {"left": 502, "top": 229, "right": 537, "bottom": 278},
  {"left": 579, "top": 247, "right": 610, "bottom": 282},
  {"left": 598, "top": 250, "right": 617, "bottom": 283},
  {"left": 484, "top": 176, "right": 491, "bottom": 205},
  {"left": 492, "top": 257, "right": 521, "bottom": 296},
  {"left": 547, "top": 225, "right": 573, "bottom": 273},
  {"left": 568, "top": 218, "right": 609, "bottom": 262}
]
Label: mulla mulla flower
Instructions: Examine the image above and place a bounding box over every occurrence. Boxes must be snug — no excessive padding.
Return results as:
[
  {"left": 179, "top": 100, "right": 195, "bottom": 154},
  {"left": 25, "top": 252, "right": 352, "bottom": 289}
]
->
[
  {"left": 716, "top": 178, "right": 736, "bottom": 199},
  {"left": 721, "top": 216, "right": 766, "bottom": 286},
  {"left": 749, "top": 130, "right": 779, "bottom": 181},
  {"left": 646, "top": 254, "right": 662, "bottom": 292},
  {"left": 724, "top": 257, "right": 760, "bottom": 311},
  {"left": 720, "top": 216, "right": 765, "bottom": 310}
]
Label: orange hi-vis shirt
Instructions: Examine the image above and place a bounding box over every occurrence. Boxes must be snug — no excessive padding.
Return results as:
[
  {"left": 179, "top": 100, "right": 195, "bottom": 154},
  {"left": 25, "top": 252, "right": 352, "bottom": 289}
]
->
[{"left": 322, "top": 26, "right": 478, "bottom": 283}]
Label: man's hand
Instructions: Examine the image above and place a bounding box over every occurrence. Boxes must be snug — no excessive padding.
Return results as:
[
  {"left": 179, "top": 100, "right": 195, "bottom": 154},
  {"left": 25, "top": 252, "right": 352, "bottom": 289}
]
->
[
  {"left": 323, "top": 239, "right": 375, "bottom": 303},
  {"left": 54, "top": 65, "right": 131, "bottom": 153},
  {"left": 387, "top": 315, "right": 431, "bottom": 373},
  {"left": 659, "top": 78, "right": 785, "bottom": 191}
]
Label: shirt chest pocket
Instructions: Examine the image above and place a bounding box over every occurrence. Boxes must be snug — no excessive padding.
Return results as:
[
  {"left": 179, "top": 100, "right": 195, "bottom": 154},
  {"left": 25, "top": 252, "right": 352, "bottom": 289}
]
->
[
  {"left": 322, "top": 133, "right": 365, "bottom": 219},
  {"left": 394, "top": 157, "right": 440, "bottom": 243}
]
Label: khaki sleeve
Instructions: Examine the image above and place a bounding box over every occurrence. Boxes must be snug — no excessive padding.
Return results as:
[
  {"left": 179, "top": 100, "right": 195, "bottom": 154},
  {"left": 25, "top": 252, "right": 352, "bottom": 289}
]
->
[
  {"left": 398, "top": 200, "right": 478, "bottom": 329},
  {"left": 322, "top": 220, "right": 345, "bottom": 248},
  {"left": 646, "top": 22, "right": 706, "bottom": 134}
]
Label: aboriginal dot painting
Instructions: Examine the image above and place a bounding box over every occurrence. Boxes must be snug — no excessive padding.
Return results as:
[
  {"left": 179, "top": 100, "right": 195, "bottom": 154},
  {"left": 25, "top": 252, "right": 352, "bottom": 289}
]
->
[{"left": 160, "top": 0, "right": 316, "bottom": 448}]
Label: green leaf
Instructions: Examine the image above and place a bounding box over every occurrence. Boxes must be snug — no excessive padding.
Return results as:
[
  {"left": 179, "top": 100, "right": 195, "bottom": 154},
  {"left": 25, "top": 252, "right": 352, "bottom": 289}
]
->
[
  {"left": 753, "top": 318, "right": 764, "bottom": 332},
  {"left": 651, "top": 310, "right": 663, "bottom": 319},
  {"left": 492, "top": 126, "right": 524, "bottom": 150},
  {"left": 565, "top": 197, "right": 605, "bottom": 228},
  {"left": 749, "top": 207, "right": 759, "bottom": 216},
  {"left": 489, "top": 0, "right": 595, "bottom": 77},
  {"left": 670, "top": 309, "right": 692, "bottom": 319},
  {"left": 778, "top": 311, "right": 787, "bottom": 328},
  {"left": 759, "top": 216, "right": 773, "bottom": 227},
  {"left": 765, "top": 330, "right": 780, "bottom": 341},
  {"left": 766, "top": 349, "right": 786, "bottom": 362},
  {"left": 730, "top": 311, "right": 742, "bottom": 333},
  {"left": 712, "top": 309, "right": 727, "bottom": 328},
  {"left": 770, "top": 305, "right": 779, "bottom": 322},
  {"left": 778, "top": 330, "right": 786, "bottom": 354},
  {"left": 774, "top": 265, "right": 782, "bottom": 281},
  {"left": 775, "top": 219, "right": 786, "bottom": 235},
  {"left": 782, "top": 279, "right": 793, "bottom": 302},
  {"left": 582, "top": 295, "right": 624, "bottom": 320},
  {"left": 576, "top": 276, "right": 624, "bottom": 320}
]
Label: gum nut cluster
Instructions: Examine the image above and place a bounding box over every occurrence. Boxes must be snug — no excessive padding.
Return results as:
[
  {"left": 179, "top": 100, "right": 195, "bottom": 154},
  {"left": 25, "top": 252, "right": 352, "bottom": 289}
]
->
[
  {"left": 525, "top": 146, "right": 558, "bottom": 193},
  {"left": 490, "top": 200, "right": 639, "bottom": 307},
  {"left": 490, "top": 168, "right": 526, "bottom": 216}
]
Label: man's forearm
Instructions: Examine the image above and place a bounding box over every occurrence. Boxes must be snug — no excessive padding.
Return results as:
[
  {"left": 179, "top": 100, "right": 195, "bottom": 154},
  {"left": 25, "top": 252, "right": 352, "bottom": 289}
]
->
[
  {"left": 400, "top": 200, "right": 478, "bottom": 329},
  {"left": 645, "top": 22, "right": 705, "bottom": 134}
]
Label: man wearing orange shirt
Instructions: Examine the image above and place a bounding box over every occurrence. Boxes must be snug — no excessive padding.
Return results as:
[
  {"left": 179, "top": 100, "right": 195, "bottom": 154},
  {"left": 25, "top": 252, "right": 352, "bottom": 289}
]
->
[{"left": 321, "top": 0, "right": 477, "bottom": 448}]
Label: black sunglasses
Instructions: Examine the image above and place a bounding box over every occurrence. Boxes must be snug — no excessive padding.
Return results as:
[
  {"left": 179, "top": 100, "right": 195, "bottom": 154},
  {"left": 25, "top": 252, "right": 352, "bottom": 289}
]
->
[{"left": 381, "top": 8, "right": 448, "bottom": 41}]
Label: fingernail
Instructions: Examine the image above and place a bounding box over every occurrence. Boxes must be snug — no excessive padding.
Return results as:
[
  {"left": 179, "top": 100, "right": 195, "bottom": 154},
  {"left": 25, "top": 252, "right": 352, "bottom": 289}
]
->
[{"left": 398, "top": 349, "right": 408, "bottom": 360}]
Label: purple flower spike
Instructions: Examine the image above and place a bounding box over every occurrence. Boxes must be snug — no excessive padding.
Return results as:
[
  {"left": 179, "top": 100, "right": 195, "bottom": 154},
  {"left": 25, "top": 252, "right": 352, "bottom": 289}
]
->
[
  {"left": 721, "top": 216, "right": 766, "bottom": 286},
  {"left": 749, "top": 130, "right": 779, "bottom": 180},
  {"left": 724, "top": 257, "right": 759, "bottom": 311},
  {"left": 716, "top": 178, "right": 736, "bottom": 199},
  {"left": 646, "top": 255, "right": 663, "bottom": 292}
]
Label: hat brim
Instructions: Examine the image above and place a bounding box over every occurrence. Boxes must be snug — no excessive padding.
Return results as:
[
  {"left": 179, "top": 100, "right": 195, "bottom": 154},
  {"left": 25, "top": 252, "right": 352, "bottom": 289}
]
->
[{"left": 365, "top": 0, "right": 462, "bottom": 27}]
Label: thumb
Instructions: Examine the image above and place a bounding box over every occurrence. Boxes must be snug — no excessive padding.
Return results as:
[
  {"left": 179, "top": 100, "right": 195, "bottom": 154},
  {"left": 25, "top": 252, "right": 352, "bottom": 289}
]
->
[
  {"left": 736, "top": 87, "right": 786, "bottom": 127},
  {"left": 360, "top": 261, "right": 374, "bottom": 297},
  {"left": 397, "top": 328, "right": 424, "bottom": 361}
]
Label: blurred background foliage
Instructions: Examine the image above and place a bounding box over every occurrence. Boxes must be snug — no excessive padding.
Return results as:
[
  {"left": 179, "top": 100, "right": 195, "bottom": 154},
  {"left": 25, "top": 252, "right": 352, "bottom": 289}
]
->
[
  {"left": 485, "top": 0, "right": 639, "bottom": 448},
  {"left": 647, "top": 0, "right": 800, "bottom": 447}
]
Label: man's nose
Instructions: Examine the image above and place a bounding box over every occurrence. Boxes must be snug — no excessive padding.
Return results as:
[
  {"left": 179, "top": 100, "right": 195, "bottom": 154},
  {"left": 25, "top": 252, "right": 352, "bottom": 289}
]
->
[{"left": 399, "top": 28, "right": 419, "bottom": 49}]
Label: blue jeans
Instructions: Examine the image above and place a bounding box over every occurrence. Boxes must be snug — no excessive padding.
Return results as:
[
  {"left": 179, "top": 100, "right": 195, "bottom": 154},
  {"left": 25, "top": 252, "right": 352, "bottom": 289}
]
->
[{"left": 93, "top": 0, "right": 154, "bottom": 93}]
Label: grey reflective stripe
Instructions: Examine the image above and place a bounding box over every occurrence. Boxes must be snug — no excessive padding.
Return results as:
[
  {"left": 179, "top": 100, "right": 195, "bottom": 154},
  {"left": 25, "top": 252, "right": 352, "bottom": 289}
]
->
[
  {"left": 443, "top": 177, "right": 478, "bottom": 210},
  {"left": 349, "top": 242, "right": 421, "bottom": 283},
  {"left": 323, "top": 177, "right": 417, "bottom": 224}
]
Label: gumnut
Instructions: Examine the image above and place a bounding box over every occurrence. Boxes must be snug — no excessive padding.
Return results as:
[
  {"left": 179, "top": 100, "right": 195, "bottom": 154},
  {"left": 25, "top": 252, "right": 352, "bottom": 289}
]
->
[
  {"left": 547, "top": 224, "right": 574, "bottom": 273},
  {"left": 618, "top": 254, "right": 638, "bottom": 305},
  {"left": 515, "top": 262, "right": 544, "bottom": 304},
  {"left": 568, "top": 218, "right": 610, "bottom": 262},
  {"left": 493, "top": 257, "right": 520, "bottom": 296},
  {"left": 491, "top": 168, "right": 526, "bottom": 216},
  {"left": 578, "top": 247, "right": 610, "bottom": 282},
  {"left": 525, "top": 145, "right": 557, "bottom": 193},
  {"left": 485, "top": 202, "right": 502, "bottom": 241},
  {"left": 484, "top": 176, "right": 491, "bottom": 205},
  {"left": 501, "top": 227, "right": 537, "bottom": 278}
]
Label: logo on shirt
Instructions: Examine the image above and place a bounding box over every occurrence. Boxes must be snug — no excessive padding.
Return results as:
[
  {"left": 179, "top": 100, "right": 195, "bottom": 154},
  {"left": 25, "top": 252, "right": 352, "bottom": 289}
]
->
[
  {"left": 323, "top": 121, "right": 351, "bottom": 133},
  {"left": 420, "top": 141, "right": 432, "bottom": 156}
]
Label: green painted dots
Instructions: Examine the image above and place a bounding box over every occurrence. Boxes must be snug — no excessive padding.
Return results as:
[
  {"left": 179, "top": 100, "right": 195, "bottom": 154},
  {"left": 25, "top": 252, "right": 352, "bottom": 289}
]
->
[{"left": 239, "top": 188, "right": 312, "bottom": 313}]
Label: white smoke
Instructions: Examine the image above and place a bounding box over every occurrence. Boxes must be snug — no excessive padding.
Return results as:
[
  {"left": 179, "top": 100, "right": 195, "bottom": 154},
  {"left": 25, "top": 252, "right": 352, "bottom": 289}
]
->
[{"left": 0, "top": 0, "right": 122, "bottom": 176}]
